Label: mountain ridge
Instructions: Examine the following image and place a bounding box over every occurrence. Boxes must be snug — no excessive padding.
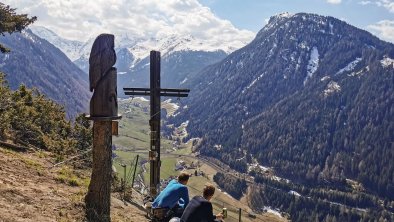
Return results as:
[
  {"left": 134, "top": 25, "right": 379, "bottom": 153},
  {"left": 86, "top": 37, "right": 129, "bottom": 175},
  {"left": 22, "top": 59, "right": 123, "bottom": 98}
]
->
[
  {"left": 174, "top": 12, "right": 394, "bottom": 200},
  {"left": 0, "top": 29, "right": 90, "bottom": 117},
  {"left": 30, "top": 26, "right": 231, "bottom": 90},
  {"left": 31, "top": 25, "right": 245, "bottom": 63}
]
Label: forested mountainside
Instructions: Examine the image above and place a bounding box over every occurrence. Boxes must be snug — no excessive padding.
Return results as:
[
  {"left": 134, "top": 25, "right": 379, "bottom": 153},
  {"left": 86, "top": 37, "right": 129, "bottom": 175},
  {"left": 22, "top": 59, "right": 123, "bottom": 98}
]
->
[
  {"left": 0, "top": 30, "right": 90, "bottom": 117},
  {"left": 173, "top": 12, "right": 394, "bottom": 202}
]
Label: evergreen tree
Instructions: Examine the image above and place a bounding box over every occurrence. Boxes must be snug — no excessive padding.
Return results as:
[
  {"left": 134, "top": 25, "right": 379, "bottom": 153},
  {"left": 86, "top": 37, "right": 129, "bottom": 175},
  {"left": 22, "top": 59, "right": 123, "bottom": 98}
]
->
[
  {"left": 0, "top": 3, "right": 36, "bottom": 53},
  {"left": 0, "top": 72, "right": 11, "bottom": 139}
]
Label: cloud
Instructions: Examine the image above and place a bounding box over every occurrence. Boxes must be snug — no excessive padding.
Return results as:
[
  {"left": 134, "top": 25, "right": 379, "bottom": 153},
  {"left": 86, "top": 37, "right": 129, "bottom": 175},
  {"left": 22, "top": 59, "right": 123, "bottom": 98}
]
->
[
  {"left": 368, "top": 20, "right": 394, "bottom": 42},
  {"left": 327, "top": 0, "right": 342, "bottom": 4},
  {"left": 359, "top": 1, "right": 373, "bottom": 5},
  {"left": 377, "top": 0, "right": 394, "bottom": 12},
  {"left": 3, "top": 0, "right": 254, "bottom": 49},
  {"left": 359, "top": 0, "right": 394, "bottom": 13}
]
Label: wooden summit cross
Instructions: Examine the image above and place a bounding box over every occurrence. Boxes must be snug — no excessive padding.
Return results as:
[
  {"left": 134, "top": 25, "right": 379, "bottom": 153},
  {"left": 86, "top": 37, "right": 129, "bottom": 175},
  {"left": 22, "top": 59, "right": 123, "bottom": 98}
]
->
[{"left": 123, "top": 51, "right": 190, "bottom": 197}]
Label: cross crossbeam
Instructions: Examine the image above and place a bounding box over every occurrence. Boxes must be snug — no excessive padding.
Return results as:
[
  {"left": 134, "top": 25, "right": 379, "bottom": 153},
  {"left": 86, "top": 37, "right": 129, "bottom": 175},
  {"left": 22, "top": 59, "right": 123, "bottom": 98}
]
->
[{"left": 124, "top": 87, "right": 190, "bottom": 97}]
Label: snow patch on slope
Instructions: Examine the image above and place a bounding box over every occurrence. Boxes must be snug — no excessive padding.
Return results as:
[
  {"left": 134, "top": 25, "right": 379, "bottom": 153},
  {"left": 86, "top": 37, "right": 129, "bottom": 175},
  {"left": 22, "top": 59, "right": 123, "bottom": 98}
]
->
[
  {"left": 381, "top": 56, "right": 394, "bottom": 68},
  {"left": 336, "top": 58, "right": 362, "bottom": 75},
  {"left": 348, "top": 66, "right": 369, "bottom": 77},
  {"left": 22, "top": 30, "right": 37, "bottom": 43},
  {"left": 180, "top": 77, "right": 188, "bottom": 85},
  {"left": 242, "top": 72, "right": 266, "bottom": 93},
  {"left": 320, "top": 76, "right": 330, "bottom": 81},
  {"left": 289, "top": 190, "right": 301, "bottom": 197},
  {"left": 304, "top": 47, "right": 319, "bottom": 85},
  {"left": 323, "top": 81, "right": 341, "bottom": 97},
  {"left": 329, "top": 22, "right": 334, "bottom": 35},
  {"left": 264, "top": 12, "right": 294, "bottom": 31},
  {"left": 264, "top": 207, "right": 284, "bottom": 218}
]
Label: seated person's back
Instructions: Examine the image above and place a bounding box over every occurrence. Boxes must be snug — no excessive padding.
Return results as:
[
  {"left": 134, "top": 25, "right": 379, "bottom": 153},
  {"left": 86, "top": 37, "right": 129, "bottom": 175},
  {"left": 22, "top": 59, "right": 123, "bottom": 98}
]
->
[
  {"left": 152, "top": 172, "right": 190, "bottom": 209},
  {"left": 180, "top": 184, "right": 223, "bottom": 222}
]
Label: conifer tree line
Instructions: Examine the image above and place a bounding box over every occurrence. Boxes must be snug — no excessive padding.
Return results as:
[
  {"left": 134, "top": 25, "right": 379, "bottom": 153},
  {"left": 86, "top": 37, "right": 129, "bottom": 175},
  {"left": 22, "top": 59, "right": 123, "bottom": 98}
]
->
[
  {"left": 213, "top": 172, "right": 247, "bottom": 199},
  {"left": 0, "top": 72, "right": 92, "bottom": 161},
  {"left": 248, "top": 183, "right": 393, "bottom": 222},
  {"left": 249, "top": 175, "right": 394, "bottom": 221},
  {"left": 211, "top": 169, "right": 393, "bottom": 221}
]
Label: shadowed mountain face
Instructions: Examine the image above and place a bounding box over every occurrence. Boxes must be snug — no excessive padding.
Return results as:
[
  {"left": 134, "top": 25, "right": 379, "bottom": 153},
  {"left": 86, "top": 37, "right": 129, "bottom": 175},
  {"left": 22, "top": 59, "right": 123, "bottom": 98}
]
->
[
  {"left": 0, "top": 30, "right": 90, "bottom": 117},
  {"left": 174, "top": 13, "right": 394, "bottom": 199},
  {"left": 117, "top": 50, "right": 227, "bottom": 90}
]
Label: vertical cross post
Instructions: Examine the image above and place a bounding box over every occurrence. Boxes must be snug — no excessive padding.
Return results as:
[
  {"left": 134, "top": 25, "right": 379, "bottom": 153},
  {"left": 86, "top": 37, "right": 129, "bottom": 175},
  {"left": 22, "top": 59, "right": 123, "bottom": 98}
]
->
[
  {"left": 123, "top": 50, "right": 190, "bottom": 198},
  {"left": 150, "top": 51, "right": 161, "bottom": 196}
]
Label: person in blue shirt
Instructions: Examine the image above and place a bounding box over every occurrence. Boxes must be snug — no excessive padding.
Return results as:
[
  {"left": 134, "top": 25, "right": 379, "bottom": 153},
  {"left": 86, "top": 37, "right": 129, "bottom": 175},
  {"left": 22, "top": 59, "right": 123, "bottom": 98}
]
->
[{"left": 152, "top": 172, "right": 190, "bottom": 218}]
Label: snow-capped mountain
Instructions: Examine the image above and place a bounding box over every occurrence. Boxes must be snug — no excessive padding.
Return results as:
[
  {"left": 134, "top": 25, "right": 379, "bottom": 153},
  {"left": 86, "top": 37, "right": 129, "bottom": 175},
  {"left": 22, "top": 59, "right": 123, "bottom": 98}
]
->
[
  {"left": 32, "top": 26, "right": 234, "bottom": 90},
  {"left": 31, "top": 25, "right": 242, "bottom": 66},
  {"left": 33, "top": 26, "right": 242, "bottom": 58},
  {"left": 126, "top": 33, "right": 240, "bottom": 63},
  {"left": 30, "top": 26, "right": 85, "bottom": 61}
]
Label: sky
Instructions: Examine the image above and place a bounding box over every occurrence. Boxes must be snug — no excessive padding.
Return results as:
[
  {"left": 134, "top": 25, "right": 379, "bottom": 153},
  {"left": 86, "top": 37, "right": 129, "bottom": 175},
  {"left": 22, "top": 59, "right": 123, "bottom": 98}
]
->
[{"left": 4, "top": 0, "right": 394, "bottom": 45}]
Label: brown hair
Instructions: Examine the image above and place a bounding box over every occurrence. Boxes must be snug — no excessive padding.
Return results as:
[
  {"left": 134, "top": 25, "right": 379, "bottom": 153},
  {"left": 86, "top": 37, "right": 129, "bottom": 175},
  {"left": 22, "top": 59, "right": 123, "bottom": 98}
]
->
[
  {"left": 178, "top": 172, "right": 190, "bottom": 183},
  {"left": 203, "top": 183, "right": 215, "bottom": 198}
]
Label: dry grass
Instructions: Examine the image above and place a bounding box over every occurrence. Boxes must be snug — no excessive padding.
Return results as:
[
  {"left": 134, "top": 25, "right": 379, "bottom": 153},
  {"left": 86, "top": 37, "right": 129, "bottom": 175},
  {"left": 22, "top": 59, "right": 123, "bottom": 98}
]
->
[{"left": 0, "top": 145, "right": 149, "bottom": 222}]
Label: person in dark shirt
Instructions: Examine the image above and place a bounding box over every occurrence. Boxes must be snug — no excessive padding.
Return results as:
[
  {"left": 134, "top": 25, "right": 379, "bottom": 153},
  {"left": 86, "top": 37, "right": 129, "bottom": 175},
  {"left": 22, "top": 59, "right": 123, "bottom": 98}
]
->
[{"left": 180, "top": 183, "right": 224, "bottom": 222}]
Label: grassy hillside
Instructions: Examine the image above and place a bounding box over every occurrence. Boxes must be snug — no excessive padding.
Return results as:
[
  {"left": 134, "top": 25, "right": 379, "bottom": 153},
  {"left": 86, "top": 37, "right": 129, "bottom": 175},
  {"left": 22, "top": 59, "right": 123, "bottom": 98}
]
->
[{"left": 0, "top": 145, "right": 148, "bottom": 221}]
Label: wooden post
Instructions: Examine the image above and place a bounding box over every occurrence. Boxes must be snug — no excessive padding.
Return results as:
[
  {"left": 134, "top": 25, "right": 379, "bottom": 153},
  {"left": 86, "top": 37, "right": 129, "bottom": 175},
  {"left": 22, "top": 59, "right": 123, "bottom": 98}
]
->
[
  {"left": 130, "top": 155, "right": 139, "bottom": 196},
  {"left": 121, "top": 163, "right": 126, "bottom": 200},
  {"left": 85, "top": 121, "right": 113, "bottom": 221},
  {"left": 150, "top": 51, "right": 161, "bottom": 197},
  {"left": 85, "top": 34, "right": 121, "bottom": 222},
  {"left": 238, "top": 208, "right": 242, "bottom": 222},
  {"left": 111, "top": 121, "right": 119, "bottom": 136}
]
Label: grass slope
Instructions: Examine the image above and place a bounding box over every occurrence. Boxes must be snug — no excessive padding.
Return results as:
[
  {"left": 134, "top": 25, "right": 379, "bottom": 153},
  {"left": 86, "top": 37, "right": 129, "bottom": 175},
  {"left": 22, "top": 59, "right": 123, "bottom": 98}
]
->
[{"left": 0, "top": 145, "right": 148, "bottom": 222}]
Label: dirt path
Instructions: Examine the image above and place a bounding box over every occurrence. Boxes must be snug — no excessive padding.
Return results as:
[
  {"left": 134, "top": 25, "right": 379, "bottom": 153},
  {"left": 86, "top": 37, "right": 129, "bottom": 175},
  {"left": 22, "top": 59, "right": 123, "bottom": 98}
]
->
[{"left": 0, "top": 146, "right": 148, "bottom": 222}]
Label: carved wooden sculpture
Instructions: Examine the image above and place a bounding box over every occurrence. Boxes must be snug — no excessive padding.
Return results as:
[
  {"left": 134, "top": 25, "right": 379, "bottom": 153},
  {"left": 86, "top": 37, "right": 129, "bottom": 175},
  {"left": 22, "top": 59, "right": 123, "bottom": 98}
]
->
[
  {"left": 89, "top": 34, "right": 118, "bottom": 117},
  {"left": 85, "top": 34, "right": 120, "bottom": 222}
]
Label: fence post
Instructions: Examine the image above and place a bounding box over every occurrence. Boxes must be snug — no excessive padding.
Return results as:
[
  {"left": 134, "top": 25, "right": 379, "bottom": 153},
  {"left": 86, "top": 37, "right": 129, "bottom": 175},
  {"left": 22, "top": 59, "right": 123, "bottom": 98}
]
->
[
  {"left": 121, "top": 163, "right": 126, "bottom": 200},
  {"left": 238, "top": 208, "right": 241, "bottom": 222},
  {"left": 130, "top": 155, "right": 139, "bottom": 196}
]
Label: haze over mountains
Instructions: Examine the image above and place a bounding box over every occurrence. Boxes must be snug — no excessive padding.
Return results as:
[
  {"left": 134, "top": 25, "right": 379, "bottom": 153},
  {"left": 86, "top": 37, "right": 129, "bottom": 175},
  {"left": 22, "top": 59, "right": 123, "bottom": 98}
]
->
[{"left": 174, "top": 12, "right": 394, "bottom": 200}]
